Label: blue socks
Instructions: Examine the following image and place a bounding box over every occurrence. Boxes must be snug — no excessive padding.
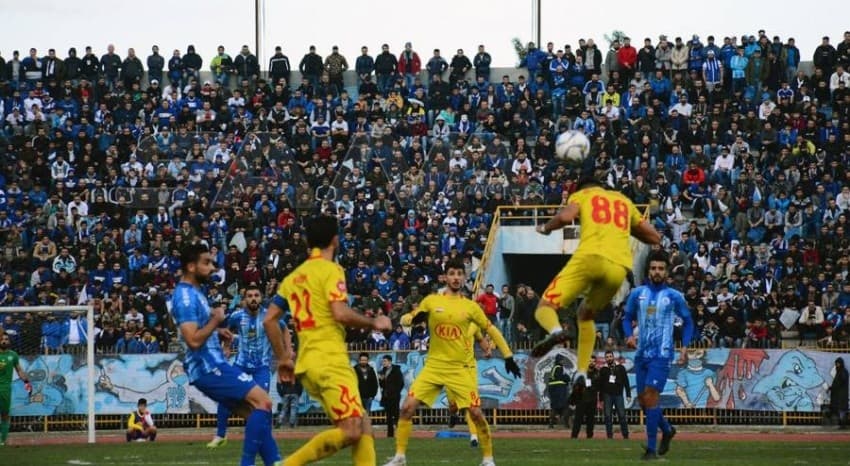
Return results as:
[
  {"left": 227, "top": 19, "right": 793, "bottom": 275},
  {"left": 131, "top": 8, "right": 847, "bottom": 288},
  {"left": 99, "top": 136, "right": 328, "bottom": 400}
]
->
[
  {"left": 241, "top": 409, "right": 280, "bottom": 466},
  {"left": 216, "top": 404, "right": 230, "bottom": 438},
  {"left": 645, "top": 407, "right": 670, "bottom": 453}
]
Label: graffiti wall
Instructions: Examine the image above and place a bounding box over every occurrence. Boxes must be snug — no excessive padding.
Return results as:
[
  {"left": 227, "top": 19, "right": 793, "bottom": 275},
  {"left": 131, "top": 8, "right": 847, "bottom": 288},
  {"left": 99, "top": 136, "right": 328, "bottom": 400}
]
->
[{"left": 8, "top": 349, "right": 847, "bottom": 416}]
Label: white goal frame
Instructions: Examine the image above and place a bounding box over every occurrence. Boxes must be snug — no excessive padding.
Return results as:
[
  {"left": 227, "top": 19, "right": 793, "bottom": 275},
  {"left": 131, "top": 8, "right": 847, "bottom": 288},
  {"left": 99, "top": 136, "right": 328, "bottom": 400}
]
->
[{"left": 0, "top": 305, "right": 95, "bottom": 443}]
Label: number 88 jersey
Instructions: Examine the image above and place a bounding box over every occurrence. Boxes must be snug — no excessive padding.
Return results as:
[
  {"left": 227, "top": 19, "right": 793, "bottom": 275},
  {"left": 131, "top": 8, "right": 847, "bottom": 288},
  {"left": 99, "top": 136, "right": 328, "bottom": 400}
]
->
[
  {"left": 569, "top": 186, "right": 644, "bottom": 270},
  {"left": 277, "top": 248, "right": 351, "bottom": 373}
]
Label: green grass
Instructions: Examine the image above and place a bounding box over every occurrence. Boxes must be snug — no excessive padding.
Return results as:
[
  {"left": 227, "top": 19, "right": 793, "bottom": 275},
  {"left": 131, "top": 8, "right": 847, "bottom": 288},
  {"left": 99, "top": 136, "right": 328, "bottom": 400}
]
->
[{"left": 2, "top": 437, "right": 848, "bottom": 465}]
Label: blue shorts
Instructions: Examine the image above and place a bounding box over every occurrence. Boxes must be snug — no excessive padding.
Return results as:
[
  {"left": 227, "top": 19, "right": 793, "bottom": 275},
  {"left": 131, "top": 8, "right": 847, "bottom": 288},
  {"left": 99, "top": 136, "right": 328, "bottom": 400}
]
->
[
  {"left": 634, "top": 356, "right": 671, "bottom": 394},
  {"left": 192, "top": 363, "right": 256, "bottom": 409},
  {"left": 238, "top": 365, "right": 271, "bottom": 393}
]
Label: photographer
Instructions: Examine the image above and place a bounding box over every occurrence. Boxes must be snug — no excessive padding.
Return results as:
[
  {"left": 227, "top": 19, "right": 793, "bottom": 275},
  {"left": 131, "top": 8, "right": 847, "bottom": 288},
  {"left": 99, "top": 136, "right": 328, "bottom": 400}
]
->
[{"left": 569, "top": 359, "right": 600, "bottom": 439}]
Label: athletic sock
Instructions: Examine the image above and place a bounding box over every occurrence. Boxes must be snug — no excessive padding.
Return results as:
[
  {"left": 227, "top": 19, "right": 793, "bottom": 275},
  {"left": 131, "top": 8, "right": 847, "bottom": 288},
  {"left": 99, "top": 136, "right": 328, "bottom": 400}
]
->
[
  {"left": 216, "top": 404, "right": 230, "bottom": 439},
  {"left": 577, "top": 319, "right": 596, "bottom": 372},
  {"left": 351, "top": 433, "right": 375, "bottom": 466},
  {"left": 395, "top": 418, "right": 413, "bottom": 456},
  {"left": 284, "top": 428, "right": 347, "bottom": 466},
  {"left": 645, "top": 407, "right": 661, "bottom": 453},
  {"left": 465, "top": 411, "right": 477, "bottom": 437},
  {"left": 472, "top": 415, "right": 493, "bottom": 458},
  {"left": 254, "top": 410, "right": 281, "bottom": 465},
  {"left": 242, "top": 409, "right": 279, "bottom": 466},
  {"left": 659, "top": 412, "right": 672, "bottom": 435},
  {"left": 534, "top": 305, "right": 562, "bottom": 335}
]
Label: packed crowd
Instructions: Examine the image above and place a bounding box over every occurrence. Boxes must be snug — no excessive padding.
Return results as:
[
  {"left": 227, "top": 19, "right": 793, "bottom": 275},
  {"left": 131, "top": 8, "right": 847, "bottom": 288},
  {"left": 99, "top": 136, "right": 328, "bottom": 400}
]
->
[{"left": 1, "top": 28, "right": 850, "bottom": 355}]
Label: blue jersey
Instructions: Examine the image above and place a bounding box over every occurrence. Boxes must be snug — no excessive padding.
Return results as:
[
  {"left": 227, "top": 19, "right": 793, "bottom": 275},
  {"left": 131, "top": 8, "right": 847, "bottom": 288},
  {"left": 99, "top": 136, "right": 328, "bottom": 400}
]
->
[
  {"left": 623, "top": 284, "right": 694, "bottom": 360},
  {"left": 171, "top": 282, "right": 229, "bottom": 382},
  {"left": 227, "top": 306, "right": 288, "bottom": 371}
]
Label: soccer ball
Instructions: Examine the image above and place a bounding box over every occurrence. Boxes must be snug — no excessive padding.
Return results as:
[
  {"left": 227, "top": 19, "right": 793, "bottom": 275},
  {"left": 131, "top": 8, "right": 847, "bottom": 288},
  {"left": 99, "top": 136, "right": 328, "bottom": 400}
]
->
[{"left": 555, "top": 130, "right": 591, "bottom": 163}]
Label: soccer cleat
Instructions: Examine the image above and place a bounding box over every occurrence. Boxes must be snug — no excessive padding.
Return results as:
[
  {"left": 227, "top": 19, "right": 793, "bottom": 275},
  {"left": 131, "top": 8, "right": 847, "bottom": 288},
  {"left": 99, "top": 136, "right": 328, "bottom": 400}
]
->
[
  {"left": 382, "top": 454, "right": 407, "bottom": 466},
  {"left": 448, "top": 414, "right": 460, "bottom": 428},
  {"left": 531, "top": 331, "right": 569, "bottom": 357},
  {"left": 470, "top": 435, "right": 479, "bottom": 448},
  {"left": 658, "top": 426, "right": 676, "bottom": 456},
  {"left": 480, "top": 458, "right": 496, "bottom": 466},
  {"left": 206, "top": 436, "right": 228, "bottom": 448},
  {"left": 641, "top": 448, "right": 658, "bottom": 461}
]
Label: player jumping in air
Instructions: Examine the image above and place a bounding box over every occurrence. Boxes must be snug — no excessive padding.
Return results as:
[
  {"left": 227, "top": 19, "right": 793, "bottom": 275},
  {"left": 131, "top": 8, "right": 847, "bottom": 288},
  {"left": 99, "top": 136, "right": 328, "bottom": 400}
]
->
[
  {"left": 623, "top": 251, "right": 695, "bottom": 460},
  {"left": 531, "top": 174, "right": 661, "bottom": 386},
  {"left": 264, "top": 216, "right": 392, "bottom": 466}
]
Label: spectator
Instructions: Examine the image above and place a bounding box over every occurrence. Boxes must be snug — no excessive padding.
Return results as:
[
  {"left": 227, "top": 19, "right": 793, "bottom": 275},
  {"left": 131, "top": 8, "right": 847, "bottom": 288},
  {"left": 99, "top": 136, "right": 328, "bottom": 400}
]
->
[
  {"left": 353, "top": 352, "right": 378, "bottom": 413},
  {"left": 126, "top": 398, "right": 156, "bottom": 442}
]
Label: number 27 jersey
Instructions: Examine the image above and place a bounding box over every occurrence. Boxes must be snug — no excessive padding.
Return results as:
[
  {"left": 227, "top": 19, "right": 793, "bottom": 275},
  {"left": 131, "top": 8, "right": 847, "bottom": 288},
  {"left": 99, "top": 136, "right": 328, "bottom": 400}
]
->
[
  {"left": 569, "top": 186, "right": 644, "bottom": 270},
  {"left": 277, "top": 248, "right": 350, "bottom": 373}
]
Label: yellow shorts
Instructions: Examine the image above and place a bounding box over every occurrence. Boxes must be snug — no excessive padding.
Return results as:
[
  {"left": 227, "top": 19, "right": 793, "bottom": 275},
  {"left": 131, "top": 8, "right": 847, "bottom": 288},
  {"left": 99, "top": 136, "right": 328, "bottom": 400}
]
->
[
  {"left": 541, "top": 254, "right": 627, "bottom": 311},
  {"left": 409, "top": 364, "right": 480, "bottom": 409},
  {"left": 299, "top": 363, "right": 364, "bottom": 421},
  {"left": 447, "top": 365, "right": 479, "bottom": 408}
]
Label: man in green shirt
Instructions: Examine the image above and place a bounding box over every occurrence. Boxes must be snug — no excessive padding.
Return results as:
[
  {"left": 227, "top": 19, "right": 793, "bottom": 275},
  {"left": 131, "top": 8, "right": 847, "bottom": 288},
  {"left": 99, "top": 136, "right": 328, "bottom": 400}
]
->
[{"left": 0, "top": 333, "right": 30, "bottom": 445}]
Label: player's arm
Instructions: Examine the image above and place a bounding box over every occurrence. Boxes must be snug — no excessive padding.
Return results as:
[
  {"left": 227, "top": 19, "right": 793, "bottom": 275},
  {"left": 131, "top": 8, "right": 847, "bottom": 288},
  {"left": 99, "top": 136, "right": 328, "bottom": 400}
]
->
[
  {"left": 15, "top": 361, "right": 31, "bottom": 392},
  {"left": 400, "top": 300, "right": 429, "bottom": 327},
  {"left": 629, "top": 203, "right": 662, "bottom": 245},
  {"left": 127, "top": 412, "right": 143, "bottom": 431},
  {"left": 622, "top": 290, "right": 639, "bottom": 346},
  {"left": 265, "top": 295, "right": 294, "bottom": 364},
  {"left": 470, "top": 304, "right": 521, "bottom": 377},
  {"left": 175, "top": 299, "right": 225, "bottom": 350},
  {"left": 536, "top": 202, "right": 579, "bottom": 235},
  {"left": 328, "top": 269, "right": 391, "bottom": 331},
  {"left": 674, "top": 292, "right": 696, "bottom": 348}
]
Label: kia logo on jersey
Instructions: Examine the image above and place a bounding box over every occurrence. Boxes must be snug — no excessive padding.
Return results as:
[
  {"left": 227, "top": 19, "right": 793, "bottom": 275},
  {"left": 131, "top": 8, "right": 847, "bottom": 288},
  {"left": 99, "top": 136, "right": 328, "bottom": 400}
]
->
[{"left": 434, "top": 323, "right": 462, "bottom": 340}]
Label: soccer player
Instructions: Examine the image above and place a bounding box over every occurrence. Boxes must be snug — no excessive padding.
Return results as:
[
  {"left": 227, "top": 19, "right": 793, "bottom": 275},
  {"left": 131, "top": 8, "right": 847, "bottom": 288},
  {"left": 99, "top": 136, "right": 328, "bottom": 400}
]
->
[
  {"left": 447, "top": 320, "right": 491, "bottom": 448},
  {"left": 383, "top": 258, "right": 521, "bottom": 466},
  {"left": 208, "top": 285, "right": 286, "bottom": 448},
  {"left": 0, "top": 333, "right": 30, "bottom": 446},
  {"left": 172, "top": 243, "right": 282, "bottom": 466},
  {"left": 531, "top": 174, "right": 662, "bottom": 383},
  {"left": 126, "top": 397, "right": 157, "bottom": 442},
  {"left": 264, "top": 215, "right": 392, "bottom": 466},
  {"left": 622, "top": 251, "right": 694, "bottom": 460}
]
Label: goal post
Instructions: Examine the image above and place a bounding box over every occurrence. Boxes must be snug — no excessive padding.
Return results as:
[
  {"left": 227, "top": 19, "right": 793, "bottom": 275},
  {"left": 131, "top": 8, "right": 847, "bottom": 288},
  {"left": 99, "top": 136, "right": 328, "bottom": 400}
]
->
[{"left": 0, "top": 305, "right": 95, "bottom": 443}]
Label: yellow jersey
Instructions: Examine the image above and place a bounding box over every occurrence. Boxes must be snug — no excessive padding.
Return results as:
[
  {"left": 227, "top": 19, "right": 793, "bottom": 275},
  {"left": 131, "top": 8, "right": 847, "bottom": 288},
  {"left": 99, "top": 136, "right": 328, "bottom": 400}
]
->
[
  {"left": 568, "top": 186, "right": 644, "bottom": 269},
  {"left": 402, "top": 293, "right": 511, "bottom": 369},
  {"left": 278, "top": 248, "right": 350, "bottom": 374}
]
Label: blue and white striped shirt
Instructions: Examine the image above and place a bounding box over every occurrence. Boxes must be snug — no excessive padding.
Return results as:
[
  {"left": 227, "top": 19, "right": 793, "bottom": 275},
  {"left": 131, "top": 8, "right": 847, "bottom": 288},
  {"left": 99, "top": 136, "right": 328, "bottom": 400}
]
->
[
  {"left": 623, "top": 284, "right": 694, "bottom": 360},
  {"left": 228, "top": 306, "right": 288, "bottom": 371},
  {"left": 171, "top": 282, "right": 228, "bottom": 382}
]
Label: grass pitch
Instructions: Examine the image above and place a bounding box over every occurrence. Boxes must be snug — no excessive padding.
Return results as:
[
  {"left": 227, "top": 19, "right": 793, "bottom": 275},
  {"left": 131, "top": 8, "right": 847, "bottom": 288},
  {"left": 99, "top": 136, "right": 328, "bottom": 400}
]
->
[{"left": 2, "top": 435, "right": 848, "bottom": 465}]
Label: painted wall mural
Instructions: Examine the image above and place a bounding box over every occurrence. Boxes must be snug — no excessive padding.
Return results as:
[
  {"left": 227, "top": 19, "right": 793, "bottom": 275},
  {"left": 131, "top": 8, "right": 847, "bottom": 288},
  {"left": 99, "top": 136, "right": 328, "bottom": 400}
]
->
[{"left": 8, "top": 349, "right": 845, "bottom": 416}]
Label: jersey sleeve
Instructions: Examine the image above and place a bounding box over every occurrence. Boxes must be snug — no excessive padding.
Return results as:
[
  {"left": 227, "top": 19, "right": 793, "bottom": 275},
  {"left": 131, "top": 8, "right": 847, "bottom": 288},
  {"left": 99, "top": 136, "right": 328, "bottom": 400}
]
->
[
  {"left": 271, "top": 280, "right": 288, "bottom": 310},
  {"left": 400, "top": 295, "right": 431, "bottom": 326},
  {"left": 629, "top": 199, "right": 645, "bottom": 228},
  {"left": 622, "top": 288, "right": 639, "bottom": 338},
  {"left": 470, "top": 301, "right": 512, "bottom": 358},
  {"left": 325, "top": 265, "right": 349, "bottom": 303},
  {"left": 226, "top": 311, "right": 241, "bottom": 330},
  {"left": 172, "top": 287, "right": 198, "bottom": 325}
]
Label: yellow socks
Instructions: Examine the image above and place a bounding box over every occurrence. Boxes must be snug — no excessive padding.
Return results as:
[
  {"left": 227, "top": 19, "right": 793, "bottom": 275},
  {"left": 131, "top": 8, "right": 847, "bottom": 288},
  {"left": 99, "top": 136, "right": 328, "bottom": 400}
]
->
[
  {"left": 577, "top": 318, "right": 596, "bottom": 372},
  {"left": 352, "top": 433, "right": 375, "bottom": 466},
  {"left": 535, "top": 304, "right": 562, "bottom": 335},
  {"left": 465, "top": 410, "right": 477, "bottom": 436},
  {"left": 472, "top": 415, "right": 493, "bottom": 458},
  {"left": 284, "top": 427, "right": 347, "bottom": 466},
  {"left": 394, "top": 418, "right": 413, "bottom": 456}
]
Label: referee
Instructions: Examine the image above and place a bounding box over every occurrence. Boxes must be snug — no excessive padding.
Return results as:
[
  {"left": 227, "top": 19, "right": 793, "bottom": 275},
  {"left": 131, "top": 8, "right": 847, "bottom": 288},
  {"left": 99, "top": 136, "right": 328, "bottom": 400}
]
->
[{"left": 598, "top": 350, "right": 631, "bottom": 439}]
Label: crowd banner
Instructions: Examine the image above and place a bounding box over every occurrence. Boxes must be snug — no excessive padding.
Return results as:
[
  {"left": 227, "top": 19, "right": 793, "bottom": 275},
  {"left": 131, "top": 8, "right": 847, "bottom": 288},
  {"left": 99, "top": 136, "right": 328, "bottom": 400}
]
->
[{"left": 9, "top": 348, "right": 841, "bottom": 416}]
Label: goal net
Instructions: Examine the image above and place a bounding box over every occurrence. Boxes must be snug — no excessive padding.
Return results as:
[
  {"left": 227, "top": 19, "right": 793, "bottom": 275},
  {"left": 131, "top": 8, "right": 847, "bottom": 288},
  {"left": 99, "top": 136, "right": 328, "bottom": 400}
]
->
[{"left": 0, "top": 305, "right": 95, "bottom": 443}]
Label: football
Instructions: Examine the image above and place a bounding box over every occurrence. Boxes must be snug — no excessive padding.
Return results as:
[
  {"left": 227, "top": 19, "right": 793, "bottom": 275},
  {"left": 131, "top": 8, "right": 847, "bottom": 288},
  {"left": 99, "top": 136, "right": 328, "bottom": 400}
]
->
[{"left": 555, "top": 130, "right": 591, "bottom": 162}]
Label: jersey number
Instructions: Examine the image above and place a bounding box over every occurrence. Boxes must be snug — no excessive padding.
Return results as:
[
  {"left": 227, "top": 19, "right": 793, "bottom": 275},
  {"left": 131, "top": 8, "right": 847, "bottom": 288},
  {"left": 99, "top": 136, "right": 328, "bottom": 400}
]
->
[
  {"left": 289, "top": 290, "right": 316, "bottom": 331},
  {"left": 590, "top": 195, "right": 629, "bottom": 230}
]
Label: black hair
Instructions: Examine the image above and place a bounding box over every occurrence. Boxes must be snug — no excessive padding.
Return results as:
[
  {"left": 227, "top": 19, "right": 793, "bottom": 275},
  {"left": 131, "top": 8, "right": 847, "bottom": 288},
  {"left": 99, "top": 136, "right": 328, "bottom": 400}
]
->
[
  {"left": 245, "top": 284, "right": 262, "bottom": 294},
  {"left": 306, "top": 215, "right": 339, "bottom": 249},
  {"left": 358, "top": 352, "right": 369, "bottom": 360},
  {"left": 138, "top": 398, "right": 147, "bottom": 406},
  {"left": 382, "top": 355, "right": 393, "bottom": 362},
  {"left": 445, "top": 258, "right": 466, "bottom": 273},
  {"left": 180, "top": 242, "right": 210, "bottom": 272},
  {"left": 647, "top": 250, "right": 670, "bottom": 266}
]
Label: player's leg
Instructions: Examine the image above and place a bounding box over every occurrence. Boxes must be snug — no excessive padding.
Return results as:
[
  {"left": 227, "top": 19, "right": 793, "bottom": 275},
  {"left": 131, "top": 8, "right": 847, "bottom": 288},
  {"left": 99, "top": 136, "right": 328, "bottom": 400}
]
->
[
  {"left": 446, "top": 372, "right": 493, "bottom": 465},
  {"left": 638, "top": 359, "right": 673, "bottom": 459},
  {"left": 241, "top": 384, "right": 281, "bottom": 466},
  {"left": 350, "top": 413, "right": 376, "bottom": 466},
  {"left": 286, "top": 364, "right": 366, "bottom": 466},
  {"left": 0, "top": 390, "right": 10, "bottom": 444},
  {"left": 573, "top": 261, "right": 627, "bottom": 381},
  {"left": 384, "top": 368, "right": 442, "bottom": 466},
  {"left": 465, "top": 409, "right": 478, "bottom": 446},
  {"left": 208, "top": 402, "right": 230, "bottom": 447},
  {"left": 531, "top": 261, "right": 588, "bottom": 357}
]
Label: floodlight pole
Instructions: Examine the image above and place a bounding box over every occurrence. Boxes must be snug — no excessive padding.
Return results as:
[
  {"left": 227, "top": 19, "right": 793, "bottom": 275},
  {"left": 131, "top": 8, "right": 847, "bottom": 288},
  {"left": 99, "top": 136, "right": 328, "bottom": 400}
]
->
[{"left": 531, "top": 0, "right": 542, "bottom": 47}]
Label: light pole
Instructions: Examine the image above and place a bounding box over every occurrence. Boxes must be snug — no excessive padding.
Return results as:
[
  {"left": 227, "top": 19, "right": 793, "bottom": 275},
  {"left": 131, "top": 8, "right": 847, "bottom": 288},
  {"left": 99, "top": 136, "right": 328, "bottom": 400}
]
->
[
  {"left": 255, "top": 0, "right": 265, "bottom": 72},
  {"left": 531, "top": 0, "right": 541, "bottom": 47}
]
